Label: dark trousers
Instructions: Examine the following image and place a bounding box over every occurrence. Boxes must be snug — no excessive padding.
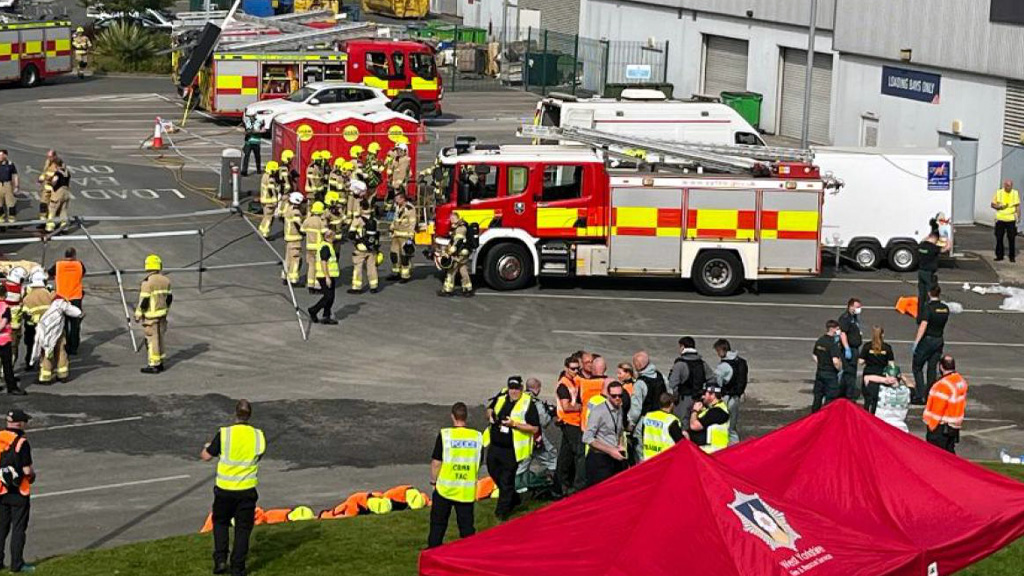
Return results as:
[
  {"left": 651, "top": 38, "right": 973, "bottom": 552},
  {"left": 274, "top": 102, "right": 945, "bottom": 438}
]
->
[
  {"left": 555, "top": 424, "right": 586, "bottom": 495},
  {"left": 65, "top": 298, "right": 82, "bottom": 354},
  {"left": 839, "top": 357, "right": 859, "bottom": 400},
  {"left": 815, "top": 368, "right": 839, "bottom": 409},
  {"left": 863, "top": 380, "right": 880, "bottom": 414},
  {"left": 212, "top": 488, "right": 257, "bottom": 576},
  {"left": 0, "top": 496, "right": 29, "bottom": 572},
  {"left": 585, "top": 450, "right": 624, "bottom": 488},
  {"left": 241, "top": 141, "right": 261, "bottom": 176},
  {"left": 926, "top": 425, "right": 959, "bottom": 454},
  {"left": 486, "top": 445, "right": 519, "bottom": 518},
  {"left": 309, "top": 278, "right": 336, "bottom": 319},
  {"left": 0, "top": 343, "right": 14, "bottom": 390},
  {"left": 812, "top": 371, "right": 840, "bottom": 412},
  {"left": 21, "top": 325, "right": 34, "bottom": 369},
  {"left": 913, "top": 336, "right": 944, "bottom": 402},
  {"left": 995, "top": 220, "right": 1017, "bottom": 261},
  {"left": 426, "top": 491, "right": 474, "bottom": 548},
  {"left": 917, "top": 269, "right": 937, "bottom": 323}
]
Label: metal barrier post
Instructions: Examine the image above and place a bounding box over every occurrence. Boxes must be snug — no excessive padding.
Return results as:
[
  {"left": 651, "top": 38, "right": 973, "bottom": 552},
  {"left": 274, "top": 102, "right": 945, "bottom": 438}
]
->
[
  {"left": 572, "top": 33, "right": 580, "bottom": 96},
  {"left": 663, "top": 40, "right": 670, "bottom": 83},
  {"left": 238, "top": 212, "right": 308, "bottom": 341},
  {"left": 601, "top": 39, "right": 610, "bottom": 96},
  {"left": 75, "top": 218, "right": 140, "bottom": 352},
  {"left": 198, "top": 228, "right": 205, "bottom": 292},
  {"left": 541, "top": 29, "right": 549, "bottom": 96},
  {"left": 525, "top": 27, "right": 532, "bottom": 93},
  {"left": 231, "top": 164, "right": 241, "bottom": 208}
]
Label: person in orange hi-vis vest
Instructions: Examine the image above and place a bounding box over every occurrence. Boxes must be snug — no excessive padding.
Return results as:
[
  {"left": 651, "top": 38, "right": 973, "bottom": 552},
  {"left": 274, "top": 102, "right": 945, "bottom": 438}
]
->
[
  {"left": 923, "top": 355, "right": 969, "bottom": 454},
  {"left": 49, "top": 247, "right": 86, "bottom": 356},
  {"left": 0, "top": 409, "right": 36, "bottom": 573},
  {"left": 554, "top": 355, "right": 585, "bottom": 497}
]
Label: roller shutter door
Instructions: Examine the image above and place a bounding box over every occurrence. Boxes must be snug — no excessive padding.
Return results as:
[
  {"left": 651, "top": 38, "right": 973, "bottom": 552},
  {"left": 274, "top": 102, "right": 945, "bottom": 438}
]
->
[
  {"left": 520, "top": 0, "right": 580, "bottom": 36},
  {"left": 1004, "top": 80, "right": 1024, "bottom": 146},
  {"left": 703, "top": 36, "right": 748, "bottom": 97},
  {"left": 780, "top": 48, "right": 833, "bottom": 144}
]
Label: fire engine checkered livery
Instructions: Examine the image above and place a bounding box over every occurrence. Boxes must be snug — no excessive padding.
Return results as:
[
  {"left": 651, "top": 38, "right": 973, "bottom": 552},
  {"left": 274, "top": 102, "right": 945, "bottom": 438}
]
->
[
  {"left": 203, "top": 52, "right": 347, "bottom": 116},
  {"left": 0, "top": 20, "right": 72, "bottom": 86}
]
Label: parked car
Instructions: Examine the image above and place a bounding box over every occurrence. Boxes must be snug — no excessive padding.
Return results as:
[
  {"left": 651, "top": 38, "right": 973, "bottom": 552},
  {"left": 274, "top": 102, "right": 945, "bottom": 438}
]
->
[
  {"left": 90, "top": 7, "right": 173, "bottom": 30},
  {"left": 244, "top": 82, "right": 392, "bottom": 134}
]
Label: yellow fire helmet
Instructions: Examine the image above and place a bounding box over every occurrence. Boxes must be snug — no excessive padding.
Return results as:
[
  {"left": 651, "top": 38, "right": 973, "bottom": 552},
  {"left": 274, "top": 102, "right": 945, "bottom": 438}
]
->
[
  {"left": 342, "top": 161, "right": 354, "bottom": 172},
  {"left": 375, "top": 251, "right": 385, "bottom": 266},
  {"left": 265, "top": 160, "right": 279, "bottom": 173},
  {"left": 333, "top": 157, "right": 346, "bottom": 169},
  {"left": 310, "top": 151, "right": 321, "bottom": 161},
  {"left": 76, "top": 26, "right": 85, "bottom": 33},
  {"left": 320, "top": 150, "right": 332, "bottom": 161},
  {"left": 367, "top": 142, "right": 381, "bottom": 154},
  {"left": 281, "top": 150, "right": 294, "bottom": 162},
  {"left": 324, "top": 191, "right": 341, "bottom": 206},
  {"left": 349, "top": 145, "right": 364, "bottom": 159},
  {"left": 310, "top": 201, "right": 326, "bottom": 215},
  {"left": 144, "top": 254, "right": 163, "bottom": 271}
]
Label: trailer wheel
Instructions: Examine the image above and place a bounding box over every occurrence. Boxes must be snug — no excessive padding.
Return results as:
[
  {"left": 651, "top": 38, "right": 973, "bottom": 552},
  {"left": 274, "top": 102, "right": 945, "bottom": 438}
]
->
[
  {"left": 20, "top": 64, "right": 39, "bottom": 88},
  {"left": 887, "top": 243, "right": 919, "bottom": 272},
  {"left": 483, "top": 242, "right": 533, "bottom": 291},
  {"left": 849, "top": 243, "right": 882, "bottom": 271},
  {"left": 692, "top": 251, "right": 743, "bottom": 296},
  {"left": 394, "top": 99, "right": 422, "bottom": 121}
]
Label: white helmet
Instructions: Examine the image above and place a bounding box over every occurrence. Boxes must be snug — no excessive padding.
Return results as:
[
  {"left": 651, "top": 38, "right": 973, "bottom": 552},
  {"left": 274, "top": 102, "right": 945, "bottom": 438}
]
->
[
  {"left": 396, "top": 143, "right": 408, "bottom": 152},
  {"left": 6, "top": 267, "right": 26, "bottom": 284},
  {"left": 350, "top": 180, "right": 367, "bottom": 194},
  {"left": 28, "top": 269, "right": 47, "bottom": 288},
  {"left": 289, "top": 192, "right": 304, "bottom": 206}
]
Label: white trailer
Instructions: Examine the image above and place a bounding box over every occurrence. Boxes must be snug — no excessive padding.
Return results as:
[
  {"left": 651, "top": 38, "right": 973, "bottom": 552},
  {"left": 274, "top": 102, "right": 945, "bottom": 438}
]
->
[{"left": 814, "top": 147, "right": 954, "bottom": 272}]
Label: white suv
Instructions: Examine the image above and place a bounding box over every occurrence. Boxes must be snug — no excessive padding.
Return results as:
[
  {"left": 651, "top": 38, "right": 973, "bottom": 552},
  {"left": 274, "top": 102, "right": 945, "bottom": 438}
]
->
[{"left": 244, "top": 82, "right": 391, "bottom": 134}]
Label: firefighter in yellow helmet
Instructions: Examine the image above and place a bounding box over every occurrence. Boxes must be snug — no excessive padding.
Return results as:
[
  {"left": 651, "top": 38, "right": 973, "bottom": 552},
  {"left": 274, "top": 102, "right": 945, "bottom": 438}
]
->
[
  {"left": 37, "top": 150, "right": 58, "bottom": 221},
  {"left": 301, "top": 201, "right": 328, "bottom": 290},
  {"left": 437, "top": 211, "right": 474, "bottom": 297},
  {"left": 45, "top": 158, "right": 71, "bottom": 233},
  {"left": 337, "top": 161, "right": 355, "bottom": 229},
  {"left": 362, "top": 142, "right": 384, "bottom": 200},
  {"left": 135, "top": 254, "right": 172, "bottom": 374},
  {"left": 305, "top": 151, "right": 325, "bottom": 202},
  {"left": 281, "top": 192, "right": 305, "bottom": 285},
  {"left": 258, "top": 161, "right": 281, "bottom": 238},
  {"left": 72, "top": 27, "right": 92, "bottom": 79},
  {"left": 348, "top": 199, "right": 380, "bottom": 294},
  {"left": 277, "top": 150, "right": 296, "bottom": 213},
  {"left": 387, "top": 191, "right": 417, "bottom": 283}
]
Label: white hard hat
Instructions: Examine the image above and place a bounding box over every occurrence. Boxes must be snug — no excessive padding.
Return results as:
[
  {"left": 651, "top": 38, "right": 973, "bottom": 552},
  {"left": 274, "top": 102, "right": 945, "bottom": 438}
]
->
[
  {"left": 289, "top": 192, "right": 304, "bottom": 205},
  {"left": 6, "top": 266, "right": 26, "bottom": 284},
  {"left": 350, "top": 180, "right": 367, "bottom": 193},
  {"left": 396, "top": 143, "right": 408, "bottom": 151},
  {"left": 28, "top": 269, "right": 46, "bottom": 288}
]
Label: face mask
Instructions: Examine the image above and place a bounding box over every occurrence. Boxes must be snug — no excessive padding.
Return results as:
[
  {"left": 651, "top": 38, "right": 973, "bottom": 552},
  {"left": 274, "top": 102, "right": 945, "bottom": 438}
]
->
[
  {"left": 853, "top": 307, "right": 862, "bottom": 316},
  {"left": 833, "top": 333, "right": 841, "bottom": 342}
]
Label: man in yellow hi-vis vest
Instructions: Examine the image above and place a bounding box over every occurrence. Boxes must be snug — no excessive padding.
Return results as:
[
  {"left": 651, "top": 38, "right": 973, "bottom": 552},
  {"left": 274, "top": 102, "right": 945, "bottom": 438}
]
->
[
  {"left": 201, "top": 399, "right": 266, "bottom": 576},
  {"left": 483, "top": 376, "right": 539, "bottom": 520},
  {"left": 427, "top": 402, "right": 482, "bottom": 547},
  {"left": 992, "top": 179, "right": 1020, "bottom": 263}
]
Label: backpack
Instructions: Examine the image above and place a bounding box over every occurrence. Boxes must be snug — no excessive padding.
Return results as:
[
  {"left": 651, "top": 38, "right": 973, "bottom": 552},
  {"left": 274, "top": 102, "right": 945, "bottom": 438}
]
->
[
  {"left": 0, "top": 435, "right": 23, "bottom": 493},
  {"left": 723, "top": 356, "right": 749, "bottom": 397},
  {"left": 465, "top": 222, "right": 480, "bottom": 251},
  {"left": 638, "top": 372, "right": 667, "bottom": 416}
]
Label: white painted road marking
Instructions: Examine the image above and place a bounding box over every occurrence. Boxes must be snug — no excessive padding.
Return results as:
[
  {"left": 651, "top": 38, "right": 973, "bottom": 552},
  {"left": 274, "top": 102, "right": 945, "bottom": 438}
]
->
[
  {"left": 35, "top": 475, "right": 192, "bottom": 499},
  {"left": 34, "top": 416, "right": 144, "bottom": 432},
  {"left": 961, "top": 425, "right": 1018, "bottom": 438},
  {"left": 552, "top": 330, "right": 1024, "bottom": 348},
  {"left": 479, "top": 292, "right": 1019, "bottom": 314}
]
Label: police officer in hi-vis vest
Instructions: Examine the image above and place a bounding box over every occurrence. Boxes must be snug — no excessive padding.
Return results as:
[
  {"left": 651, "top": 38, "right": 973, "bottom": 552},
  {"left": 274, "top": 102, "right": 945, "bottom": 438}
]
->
[
  {"left": 201, "top": 399, "right": 266, "bottom": 576},
  {"left": 427, "top": 402, "right": 482, "bottom": 548}
]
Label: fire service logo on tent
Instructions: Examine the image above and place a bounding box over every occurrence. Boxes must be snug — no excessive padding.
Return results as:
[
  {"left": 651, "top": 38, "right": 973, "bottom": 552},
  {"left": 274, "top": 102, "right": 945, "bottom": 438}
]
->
[{"left": 729, "top": 490, "right": 801, "bottom": 552}]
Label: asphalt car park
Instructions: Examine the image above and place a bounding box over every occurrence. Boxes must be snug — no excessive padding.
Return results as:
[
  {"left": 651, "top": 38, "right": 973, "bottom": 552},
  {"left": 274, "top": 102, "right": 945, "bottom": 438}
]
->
[{"left": 1, "top": 76, "right": 1023, "bottom": 561}]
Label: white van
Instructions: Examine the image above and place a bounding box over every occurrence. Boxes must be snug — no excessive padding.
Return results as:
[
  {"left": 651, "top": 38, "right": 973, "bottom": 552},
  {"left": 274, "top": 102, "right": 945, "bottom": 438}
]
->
[{"left": 533, "top": 90, "right": 766, "bottom": 147}]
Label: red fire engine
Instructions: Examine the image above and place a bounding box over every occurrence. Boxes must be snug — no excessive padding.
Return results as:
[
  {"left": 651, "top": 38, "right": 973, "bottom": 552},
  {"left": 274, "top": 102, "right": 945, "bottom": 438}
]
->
[
  {"left": 430, "top": 128, "right": 835, "bottom": 295},
  {"left": 0, "top": 20, "right": 72, "bottom": 87}
]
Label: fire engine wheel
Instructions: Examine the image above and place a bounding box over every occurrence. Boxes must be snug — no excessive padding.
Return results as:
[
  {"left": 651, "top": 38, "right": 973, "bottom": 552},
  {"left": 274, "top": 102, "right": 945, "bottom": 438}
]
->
[
  {"left": 483, "top": 243, "right": 533, "bottom": 291},
  {"left": 887, "top": 243, "right": 919, "bottom": 272},
  {"left": 692, "top": 251, "right": 743, "bottom": 296},
  {"left": 849, "top": 243, "right": 882, "bottom": 271},
  {"left": 20, "top": 65, "right": 39, "bottom": 88},
  {"left": 394, "top": 100, "right": 422, "bottom": 121}
]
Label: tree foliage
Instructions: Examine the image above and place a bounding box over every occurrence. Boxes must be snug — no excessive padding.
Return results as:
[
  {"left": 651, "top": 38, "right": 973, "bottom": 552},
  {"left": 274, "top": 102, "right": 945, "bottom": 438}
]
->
[
  {"left": 79, "top": 0, "right": 176, "bottom": 16},
  {"left": 94, "top": 21, "right": 161, "bottom": 72}
]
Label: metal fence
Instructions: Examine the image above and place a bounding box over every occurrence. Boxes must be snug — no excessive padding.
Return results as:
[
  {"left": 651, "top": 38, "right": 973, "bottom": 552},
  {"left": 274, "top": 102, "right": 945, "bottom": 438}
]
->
[{"left": 409, "top": 23, "right": 669, "bottom": 97}]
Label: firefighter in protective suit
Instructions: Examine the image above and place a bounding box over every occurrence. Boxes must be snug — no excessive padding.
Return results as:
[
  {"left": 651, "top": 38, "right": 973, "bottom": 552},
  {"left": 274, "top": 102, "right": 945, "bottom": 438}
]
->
[
  {"left": 437, "top": 212, "right": 474, "bottom": 297},
  {"left": 281, "top": 192, "right": 305, "bottom": 285},
  {"left": 37, "top": 150, "right": 58, "bottom": 222},
  {"left": 348, "top": 200, "right": 381, "bottom": 294},
  {"left": 305, "top": 151, "right": 325, "bottom": 201},
  {"left": 387, "top": 192, "right": 417, "bottom": 282},
  {"left": 72, "top": 27, "right": 92, "bottom": 79},
  {"left": 302, "top": 201, "right": 328, "bottom": 290},
  {"left": 135, "top": 254, "right": 172, "bottom": 374},
  {"left": 277, "top": 150, "right": 297, "bottom": 214},
  {"left": 258, "top": 161, "right": 281, "bottom": 238}
]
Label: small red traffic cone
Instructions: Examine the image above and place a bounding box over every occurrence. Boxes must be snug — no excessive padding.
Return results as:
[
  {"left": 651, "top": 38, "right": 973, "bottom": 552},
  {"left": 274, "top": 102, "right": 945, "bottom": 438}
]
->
[{"left": 151, "top": 117, "right": 164, "bottom": 149}]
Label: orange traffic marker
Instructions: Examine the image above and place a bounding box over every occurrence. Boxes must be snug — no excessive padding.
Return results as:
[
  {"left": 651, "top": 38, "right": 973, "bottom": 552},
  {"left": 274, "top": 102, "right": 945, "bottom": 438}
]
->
[{"left": 895, "top": 296, "right": 918, "bottom": 319}]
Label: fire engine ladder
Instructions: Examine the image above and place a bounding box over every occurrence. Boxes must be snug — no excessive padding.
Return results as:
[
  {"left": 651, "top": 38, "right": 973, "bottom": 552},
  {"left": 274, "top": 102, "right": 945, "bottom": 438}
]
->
[
  {"left": 222, "top": 21, "right": 376, "bottom": 50},
  {"left": 518, "top": 125, "right": 814, "bottom": 174},
  {"left": 233, "top": 11, "right": 340, "bottom": 34}
]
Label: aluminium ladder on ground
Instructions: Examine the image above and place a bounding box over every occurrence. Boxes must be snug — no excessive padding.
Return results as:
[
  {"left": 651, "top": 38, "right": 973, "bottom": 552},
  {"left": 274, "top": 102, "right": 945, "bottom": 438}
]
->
[{"left": 517, "top": 124, "right": 815, "bottom": 175}]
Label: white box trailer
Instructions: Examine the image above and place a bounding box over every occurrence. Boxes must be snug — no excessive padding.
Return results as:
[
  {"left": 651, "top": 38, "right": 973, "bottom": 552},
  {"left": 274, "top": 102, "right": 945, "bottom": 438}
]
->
[{"left": 814, "top": 147, "right": 954, "bottom": 272}]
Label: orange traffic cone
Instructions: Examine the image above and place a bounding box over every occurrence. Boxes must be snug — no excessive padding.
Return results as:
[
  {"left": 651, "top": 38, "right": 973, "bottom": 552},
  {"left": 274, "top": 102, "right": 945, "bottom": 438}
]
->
[
  {"left": 895, "top": 296, "right": 918, "bottom": 319},
  {"left": 151, "top": 117, "right": 164, "bottom": 149}
]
